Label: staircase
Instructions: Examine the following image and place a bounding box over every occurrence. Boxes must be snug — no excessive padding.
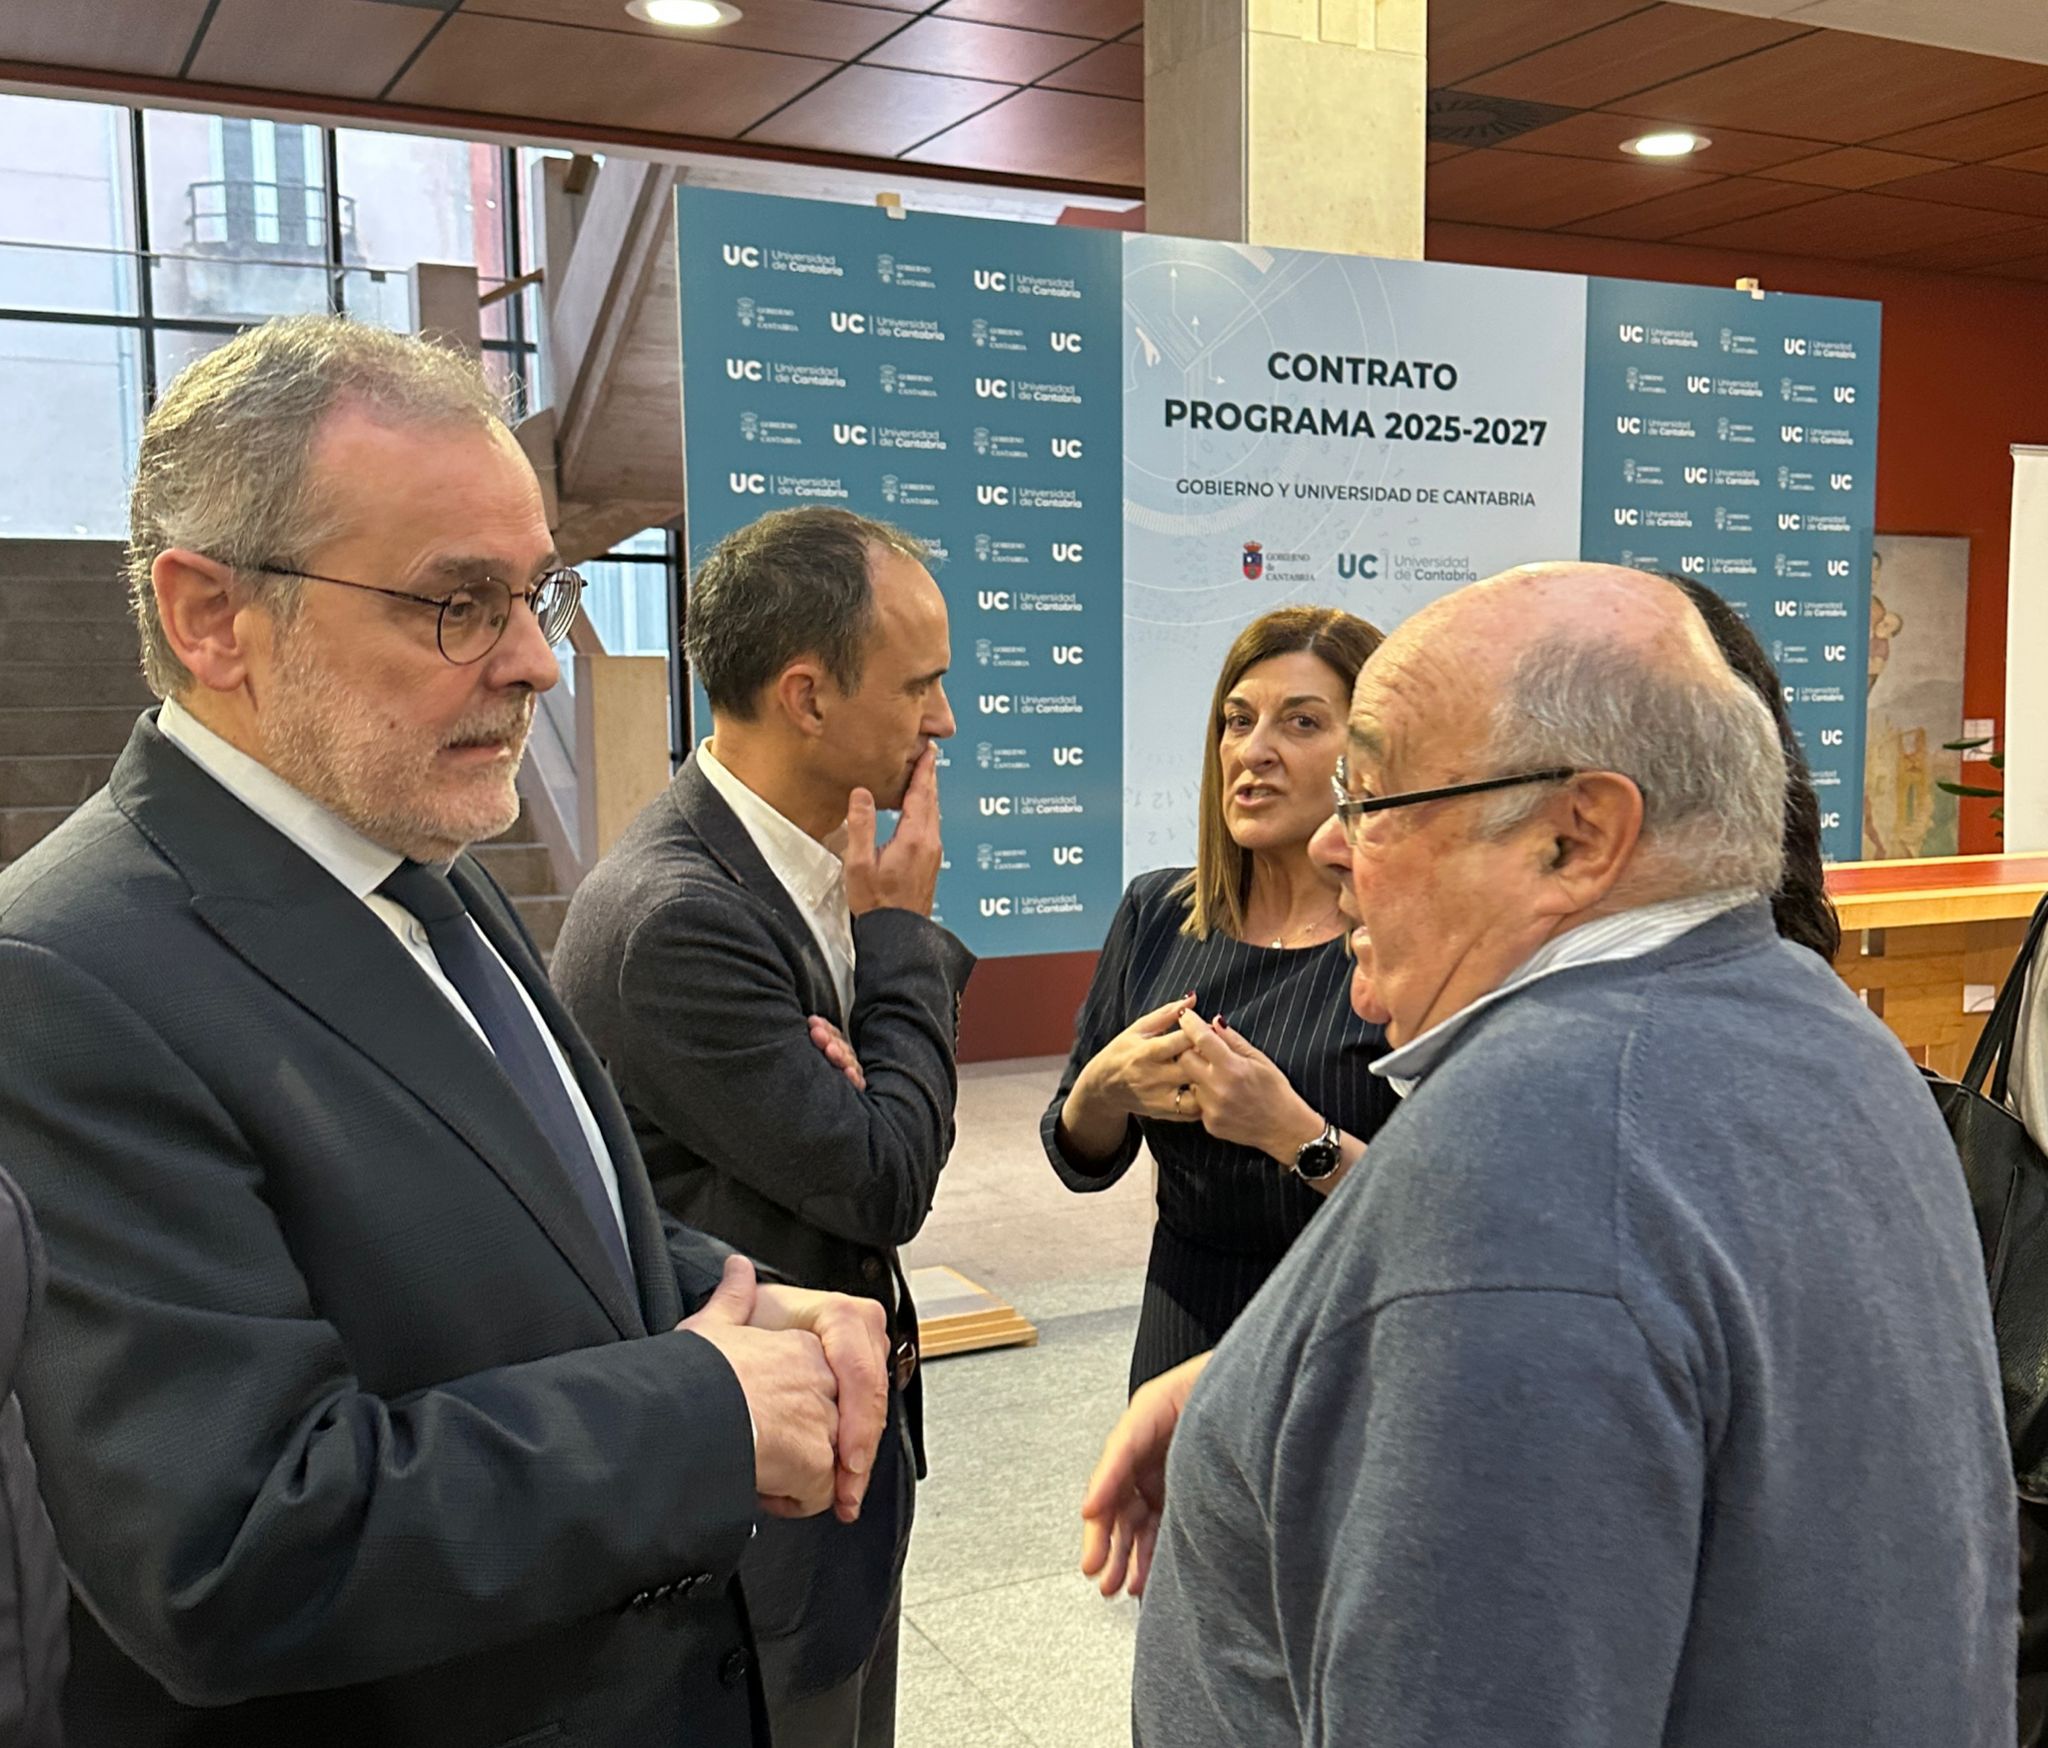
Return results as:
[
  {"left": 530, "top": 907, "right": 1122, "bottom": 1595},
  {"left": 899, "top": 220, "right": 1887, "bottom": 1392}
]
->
[
  {"left": 0, "top": 540, "right": 145, "bottom": 871},
  {"left": 0, "top": 538, "right": 575, "bottom": 956}
]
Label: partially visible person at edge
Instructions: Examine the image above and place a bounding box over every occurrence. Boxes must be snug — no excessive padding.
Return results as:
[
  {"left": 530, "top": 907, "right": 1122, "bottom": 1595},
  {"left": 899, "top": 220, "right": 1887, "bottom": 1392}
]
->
[
  {"left": 1081, "top": 563, "right": 2013, "bottom": 1746},
  {"left": 554, "top": 505, "right": 973, "bottom": 1748},
  {"left": 1040, "top": 607, "right": 1400, "bottom": 1390},
  {"left": 0, "top": 315, "right": 890, "bottom": 1747}
]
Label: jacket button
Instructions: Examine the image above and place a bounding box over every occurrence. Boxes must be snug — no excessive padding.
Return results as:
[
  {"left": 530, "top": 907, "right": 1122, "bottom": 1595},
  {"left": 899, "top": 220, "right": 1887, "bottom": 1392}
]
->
[
  {"left": 629, "top": 1589, "right": 654, "bottom": 1610},
  {"left": 719, "top": 1647, "right": 752, "bottom": 1689},
  {"left": 861, "top": 1255, "right": 884, "bottom": 1283}
]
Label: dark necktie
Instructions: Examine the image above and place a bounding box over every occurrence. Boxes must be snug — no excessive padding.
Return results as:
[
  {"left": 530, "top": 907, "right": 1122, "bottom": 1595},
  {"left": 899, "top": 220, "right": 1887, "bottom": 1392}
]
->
[{"left": 377, "top": 860, "right": 634, "bottom": 1291}]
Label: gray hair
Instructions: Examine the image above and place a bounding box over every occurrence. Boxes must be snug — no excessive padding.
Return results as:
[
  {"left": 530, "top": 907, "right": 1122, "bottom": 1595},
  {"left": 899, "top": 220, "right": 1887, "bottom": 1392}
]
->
[
  {"left": 1477, "top": 633, "right": 1788, "bottom": 898},
  {"left": 127, "top": 314, "right": 505, "bottom": 696},
  {"left": 686, "top": 506, "right": 928, "bottom": 718}
]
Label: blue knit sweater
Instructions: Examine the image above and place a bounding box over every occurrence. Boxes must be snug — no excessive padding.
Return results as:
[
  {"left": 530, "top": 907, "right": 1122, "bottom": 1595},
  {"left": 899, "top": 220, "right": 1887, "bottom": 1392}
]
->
[{"left": 1134, "top": 903, "right": 2016, "bottom": 1746}]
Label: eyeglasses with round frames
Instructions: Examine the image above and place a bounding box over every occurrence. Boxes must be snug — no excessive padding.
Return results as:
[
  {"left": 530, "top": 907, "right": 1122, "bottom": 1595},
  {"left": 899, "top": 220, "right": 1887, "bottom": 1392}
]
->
[
  {"left": 1329, "top": 755, "right": 1578, "bottom": 840},
  {"left": 245, "top": 563, "right": 585, "bottom": 665}
]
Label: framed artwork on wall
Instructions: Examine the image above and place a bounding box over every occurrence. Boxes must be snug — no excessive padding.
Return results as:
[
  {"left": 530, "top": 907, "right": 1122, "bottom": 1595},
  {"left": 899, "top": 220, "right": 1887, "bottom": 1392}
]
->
[{"left": 1863, "top": 533, "right": 1971, "bottom": 860}]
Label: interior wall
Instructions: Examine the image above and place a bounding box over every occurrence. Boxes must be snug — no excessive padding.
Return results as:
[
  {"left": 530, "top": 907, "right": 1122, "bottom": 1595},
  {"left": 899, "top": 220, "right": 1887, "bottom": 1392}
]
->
[{"left": 960, "top": 218, "right": 2048, "bottom": 1063}]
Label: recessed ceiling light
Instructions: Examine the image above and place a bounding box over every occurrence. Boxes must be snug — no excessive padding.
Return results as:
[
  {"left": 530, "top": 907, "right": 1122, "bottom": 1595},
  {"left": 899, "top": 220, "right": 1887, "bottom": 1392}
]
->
[
  {"left": 626, "top": 0, "right": 742, "bottom": 27},
  {"left": 1622, "top": 130, "right": 1710, "bottom": 159}
]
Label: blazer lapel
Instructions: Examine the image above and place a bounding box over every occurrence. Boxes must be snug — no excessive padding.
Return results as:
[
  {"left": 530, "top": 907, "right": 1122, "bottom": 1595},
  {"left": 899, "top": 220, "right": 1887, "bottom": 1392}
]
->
[
  {"left": 670, "top": 756, "right": 844, "bottom": 1027},
  {"left": 454, "top": 860, "right": 678, "bottom": 1335},
  {"left": 116, "top": 718, "right": 643, "bottom": 1340}
]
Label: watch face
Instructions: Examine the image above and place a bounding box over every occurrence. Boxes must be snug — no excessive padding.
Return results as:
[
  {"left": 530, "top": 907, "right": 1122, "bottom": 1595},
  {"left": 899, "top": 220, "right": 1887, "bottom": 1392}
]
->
[{"left": 1295, "top": 1131, "right": 1341, "bottom": 1181}]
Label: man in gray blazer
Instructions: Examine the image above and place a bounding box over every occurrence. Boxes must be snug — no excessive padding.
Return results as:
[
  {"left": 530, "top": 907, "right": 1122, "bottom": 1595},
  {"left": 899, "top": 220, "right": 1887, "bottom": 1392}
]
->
[
  {"left": 555, "top": 506, "right": 974, "bottom": 1748},
  {"left": 0, "top": 316, "right": 891, "bottom": 1746}
]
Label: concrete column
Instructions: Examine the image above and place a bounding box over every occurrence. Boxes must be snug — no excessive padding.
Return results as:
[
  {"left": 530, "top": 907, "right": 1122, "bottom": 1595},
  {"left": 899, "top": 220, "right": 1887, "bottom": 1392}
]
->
[
  {"left": 1145, "top": 0, "right": 1427, "bottom": 260},
  {"left": 408, "top": 261, "right": 482, "bottom": 357}
]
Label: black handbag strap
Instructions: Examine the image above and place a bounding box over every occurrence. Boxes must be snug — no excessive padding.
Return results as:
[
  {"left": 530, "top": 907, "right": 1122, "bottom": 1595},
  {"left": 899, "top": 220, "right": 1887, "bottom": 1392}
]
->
[{"left": 1962, "top": 889, "right": 2048, "bottom": 1100}]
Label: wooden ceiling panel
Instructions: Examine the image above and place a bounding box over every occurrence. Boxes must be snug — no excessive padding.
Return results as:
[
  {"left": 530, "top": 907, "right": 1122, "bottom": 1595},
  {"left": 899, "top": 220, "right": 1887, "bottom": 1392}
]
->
[
  {"left": 1879, "top": 222, "right": 2048, "bottom": 270},
  {"left": 1427, "top": 0, "right": 1649, "bottom": 89},
  {"left": 1557, "top": 174, "right": 1826, "bottom": 239},
  {"left": 390, "top": 13, "right": 827, "bottom": 137},
  {"left": 1878, "top": 164, "right": 2048, "bottom": 217},
  {"left": 1679, "top": 189, "right": 2038, "bottom": 257},
  {"left": 904, "top": 86, "right": 1142, "bottom": 185},
  {"left": 1427, "top": 149, "right": 1719, "bottom": 228},
  {"left": 1872, "top": 92, "right": 2048, "bottom": 161},
  {"left": 1496, "top": 110, "right": 1824, "bottom": 174},
  {"left": 1995, "top": 144, "right": 2048, "bottom": 175},
  {"left": 1428, "top": 141, "right": 1473, "bottom": 164},
  {"left": 1970, "top": 253, "right": 2048, "bottom": 281},
  {"left": 0, "top": 0, "right": 213, "bottom": 79},
  {"left": 1758, "top": 145, "right": 1953, "bottom": 188},
  {"left": 1039, "top": 40, "right": 1141, "bottom": 100},
  {"left": 1620, "top": 32, "right": 2048, "bottom": 144},
  {"left": 1463, "top": 9, "right": 1810, "bottom": 111},
  {"left": 747, "top": 64, "right": 1008, "bottom": 156},
  {"left": 864, "top": 18, "right": 1092, "bottom": 84},
  {"left": 463, "top": 0, "right": 908, "bottom": 60},
  {"left": 932, "top": 0, "right": 1140, "bottom": 39},
  {"left": 189, "top": 0, "right": 434, "bottom": 99}
]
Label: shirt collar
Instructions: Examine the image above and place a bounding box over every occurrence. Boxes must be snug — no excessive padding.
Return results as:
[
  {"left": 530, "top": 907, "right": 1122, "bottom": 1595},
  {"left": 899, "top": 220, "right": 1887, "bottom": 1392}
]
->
[
  {"left": 695, "top": 741, "right": 847, "bottom": 916},
  {"left": 1373, "top": 888, "right": 1754, "bottom": 1097},
  {"left": 156, "top": 697, "right": 402, "bottom": 900}
]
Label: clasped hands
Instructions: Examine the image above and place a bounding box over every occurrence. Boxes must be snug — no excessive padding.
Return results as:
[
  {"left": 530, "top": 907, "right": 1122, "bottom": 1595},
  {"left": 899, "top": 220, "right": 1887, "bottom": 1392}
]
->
[{"left": 677, "top": 1255, "right": 890, "bottom": 1525}]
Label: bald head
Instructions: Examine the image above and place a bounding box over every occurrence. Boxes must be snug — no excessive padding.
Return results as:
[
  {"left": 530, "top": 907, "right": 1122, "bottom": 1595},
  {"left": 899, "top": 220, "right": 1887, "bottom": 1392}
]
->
[{"left": 1352, "top": 561, "right": 1787, "bottom": 901}]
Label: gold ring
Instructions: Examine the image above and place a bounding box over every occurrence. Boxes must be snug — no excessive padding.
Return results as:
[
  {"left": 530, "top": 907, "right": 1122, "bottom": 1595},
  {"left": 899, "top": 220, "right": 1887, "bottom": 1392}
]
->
[{"left": 1173, "top": 1085, "right": 1188, "bottom": 1115}]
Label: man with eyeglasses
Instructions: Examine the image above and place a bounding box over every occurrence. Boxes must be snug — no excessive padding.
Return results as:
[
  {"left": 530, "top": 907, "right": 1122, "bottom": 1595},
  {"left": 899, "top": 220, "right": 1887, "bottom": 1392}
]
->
[
  {"left": 1084, "top": 563, "right": 2014, "bottom": 1746},
  {"left": 0, "top": 314, "right": 890, "bottom": 1747}
]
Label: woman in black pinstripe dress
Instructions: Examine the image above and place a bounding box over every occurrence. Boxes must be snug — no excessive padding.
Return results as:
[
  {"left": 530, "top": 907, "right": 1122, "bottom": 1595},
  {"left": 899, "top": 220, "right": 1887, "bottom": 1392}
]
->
[{"left": 1041, "top": 607, "right": 1398, "bottom": 1390}]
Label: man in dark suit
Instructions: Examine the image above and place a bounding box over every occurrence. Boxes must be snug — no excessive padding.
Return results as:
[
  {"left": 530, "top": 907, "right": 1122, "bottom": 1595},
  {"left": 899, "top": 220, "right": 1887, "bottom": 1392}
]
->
[
  {"left": 554, "top": 505, "right": 975, "bottom": 1748},
  {"left": 0, "top": 315, "right": 892, "bottom": 1747}
]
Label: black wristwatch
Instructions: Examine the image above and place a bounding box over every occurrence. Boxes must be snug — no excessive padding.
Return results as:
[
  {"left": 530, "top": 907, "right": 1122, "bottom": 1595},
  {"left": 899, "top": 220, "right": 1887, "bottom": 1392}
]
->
[{"left": 1291, "top": 1120, "right": 1344, "bottom": 1185}]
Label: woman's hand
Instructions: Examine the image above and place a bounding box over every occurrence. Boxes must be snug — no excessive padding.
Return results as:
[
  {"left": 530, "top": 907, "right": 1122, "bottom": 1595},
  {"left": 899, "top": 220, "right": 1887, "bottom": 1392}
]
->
[
  {"left": 1174, "top": 1008, "right": 1324, "bottom": 1163},
  {"left": 1081, "top": 995, "right": 1207, "bottom": 1124}
]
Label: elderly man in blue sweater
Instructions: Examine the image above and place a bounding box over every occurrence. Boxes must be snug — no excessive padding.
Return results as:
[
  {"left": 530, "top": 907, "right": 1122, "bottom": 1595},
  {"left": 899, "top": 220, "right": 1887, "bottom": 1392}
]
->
[{"left": 1085, "top": 563, "right": 2016, "bottom": 1745}]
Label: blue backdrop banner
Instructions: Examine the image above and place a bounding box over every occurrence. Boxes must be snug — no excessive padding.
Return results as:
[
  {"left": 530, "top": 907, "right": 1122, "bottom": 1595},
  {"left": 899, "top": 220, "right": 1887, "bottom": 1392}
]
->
[{"left": 675, "top": 190, "right": 1883, "bottom": 954}]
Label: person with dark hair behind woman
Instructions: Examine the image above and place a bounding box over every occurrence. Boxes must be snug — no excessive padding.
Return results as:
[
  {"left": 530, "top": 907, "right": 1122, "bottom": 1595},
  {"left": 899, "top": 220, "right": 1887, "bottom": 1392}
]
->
[
  {"left": 1042, "top": 606, "right": 1399, "bottom": 1391},
  {"left": 1667, "top": 574, "right": 1842, "bottom": 963}
]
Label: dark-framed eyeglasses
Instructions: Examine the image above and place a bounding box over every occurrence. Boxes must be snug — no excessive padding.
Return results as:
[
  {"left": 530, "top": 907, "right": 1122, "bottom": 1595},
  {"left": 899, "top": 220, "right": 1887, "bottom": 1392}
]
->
[
  {"left": 247, "top": 563, "right": 585, "bottom": 665},
  {"left": 1330, "top": 753, "right": 1578, "bottom": 841}
]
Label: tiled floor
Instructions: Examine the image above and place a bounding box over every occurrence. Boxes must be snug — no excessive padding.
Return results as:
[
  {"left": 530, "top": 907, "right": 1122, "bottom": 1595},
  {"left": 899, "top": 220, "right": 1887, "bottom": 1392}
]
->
[{"left": 896, "top": 1055, "right": 1155, "bottom": 1748}]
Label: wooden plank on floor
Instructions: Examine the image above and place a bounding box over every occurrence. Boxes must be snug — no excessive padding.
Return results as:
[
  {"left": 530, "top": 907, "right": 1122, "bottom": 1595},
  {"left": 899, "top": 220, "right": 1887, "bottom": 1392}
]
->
[{"left": 911, "top": 1264, "right": 1038, "bottom": 1359}]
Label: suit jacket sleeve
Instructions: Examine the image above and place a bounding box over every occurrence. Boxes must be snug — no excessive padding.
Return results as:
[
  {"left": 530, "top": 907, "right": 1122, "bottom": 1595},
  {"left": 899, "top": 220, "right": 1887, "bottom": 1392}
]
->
[
  {"left": 613, "top": 891, "right": 974, "bottom": 1249},
  {"left": 0, "top": 938, "right": 759, "bottom": 1707}
]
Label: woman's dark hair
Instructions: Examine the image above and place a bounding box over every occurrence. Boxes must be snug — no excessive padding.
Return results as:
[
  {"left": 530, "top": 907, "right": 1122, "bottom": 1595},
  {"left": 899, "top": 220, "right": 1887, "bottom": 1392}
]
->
[{"left": 1667, "top": 575, "right": 1842, "bottom": 961}]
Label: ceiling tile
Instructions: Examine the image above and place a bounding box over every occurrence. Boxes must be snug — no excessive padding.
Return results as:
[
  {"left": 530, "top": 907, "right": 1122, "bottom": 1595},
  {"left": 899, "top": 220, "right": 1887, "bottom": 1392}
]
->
[
  {"left": 864, "top": 17, "right": 1091, "bottom": 84},
  {"left": 932, "top": 0, "right": 1140, "bottom": 38},
  {"left": 0, "top": 0, "right": 212, "bottom": 78},
  {"left": 1427, "top": 0, "right": 1648, "bottom": 89},
  {"left": 747, "top": 64, "right": 1009, "bottom": 156},
  {"left": 1464, "top": 8, "right": 1810, "bottom": 110},
  {"left": 189, "top": 0, "right": 435, "bottom": 98},
  {"left": 1620, "top": 31, "right": 2048, "bottom": 144},
  {"left": 1678, "top": 189, "right": 2038, "bottom": 257},
  {"left": 1757, "top": 145, "right": 1953, "bottom": 188},
  {"left": 1874, "top": 92, "right": 2048, "bottom": 161},
  {"left": 1497, "top": 109, "right": 1826, "bottom": 174},
  {"left": 1558, "top": 173, "right": 1826, "bottom": 238},
  {"left": 904, "top": 86, "right": 1142, "bottom": 185},
  {"left": 1427, "top": 148, "right": 1720, "bottom": 228},
  {"left": 389, "top": 12, "right": 827, "bottom": 135},
  {"left": 463, "top": 0, "right": 907, "bottom": 59},
  {"left": 1879, "top": 221, "right": 2048, "bottom": 270},
  {"left": 1876, "top": 163, "right": 2048, "bottom": 217},
  {"left": 1039, "top": 39, "right": 1140, "bottom": 99}
]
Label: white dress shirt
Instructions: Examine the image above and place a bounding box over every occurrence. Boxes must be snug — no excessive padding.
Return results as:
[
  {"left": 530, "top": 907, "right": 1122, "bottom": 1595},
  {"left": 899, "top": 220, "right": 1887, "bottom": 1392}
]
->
[
  {"left": 697, "top": 741, "right": 857, "bottom": 1020},
  {"left": 1374, "top": 889, "right": 1754, "bottom": 1098},
  {"left": 156, "top": 698, "right": 633, "bottom": 1260}
]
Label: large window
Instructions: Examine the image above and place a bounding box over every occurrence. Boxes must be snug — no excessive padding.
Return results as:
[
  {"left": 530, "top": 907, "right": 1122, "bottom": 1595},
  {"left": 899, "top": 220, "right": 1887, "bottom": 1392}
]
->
[{"left": 0, "top": 95, "right": 544, "bottom": 536}]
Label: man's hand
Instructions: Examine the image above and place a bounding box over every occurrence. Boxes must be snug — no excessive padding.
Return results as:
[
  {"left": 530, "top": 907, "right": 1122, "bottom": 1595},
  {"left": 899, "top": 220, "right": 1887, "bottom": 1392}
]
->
[
  {"left": 750, "top": 1283, "right": 891, "bottom": 1524},
  {"left": 807, "top": 1015, "right": 867, "bottom": 1091},
  {"left": 1079, "top": 1351, "right": 1212, "bottom": 1598},
  {"left": 844, "top": 744, "right": 942, "bottom": 918},
  {"left": 676, "top": 1256, "right": 841, "bottom": 1518}
]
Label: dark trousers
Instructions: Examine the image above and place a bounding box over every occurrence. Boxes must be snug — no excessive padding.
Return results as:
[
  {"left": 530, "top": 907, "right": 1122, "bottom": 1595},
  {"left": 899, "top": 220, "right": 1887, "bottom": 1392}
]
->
[{"left": 762, "top": 1581, "right": 902, "bottom": 1748}]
